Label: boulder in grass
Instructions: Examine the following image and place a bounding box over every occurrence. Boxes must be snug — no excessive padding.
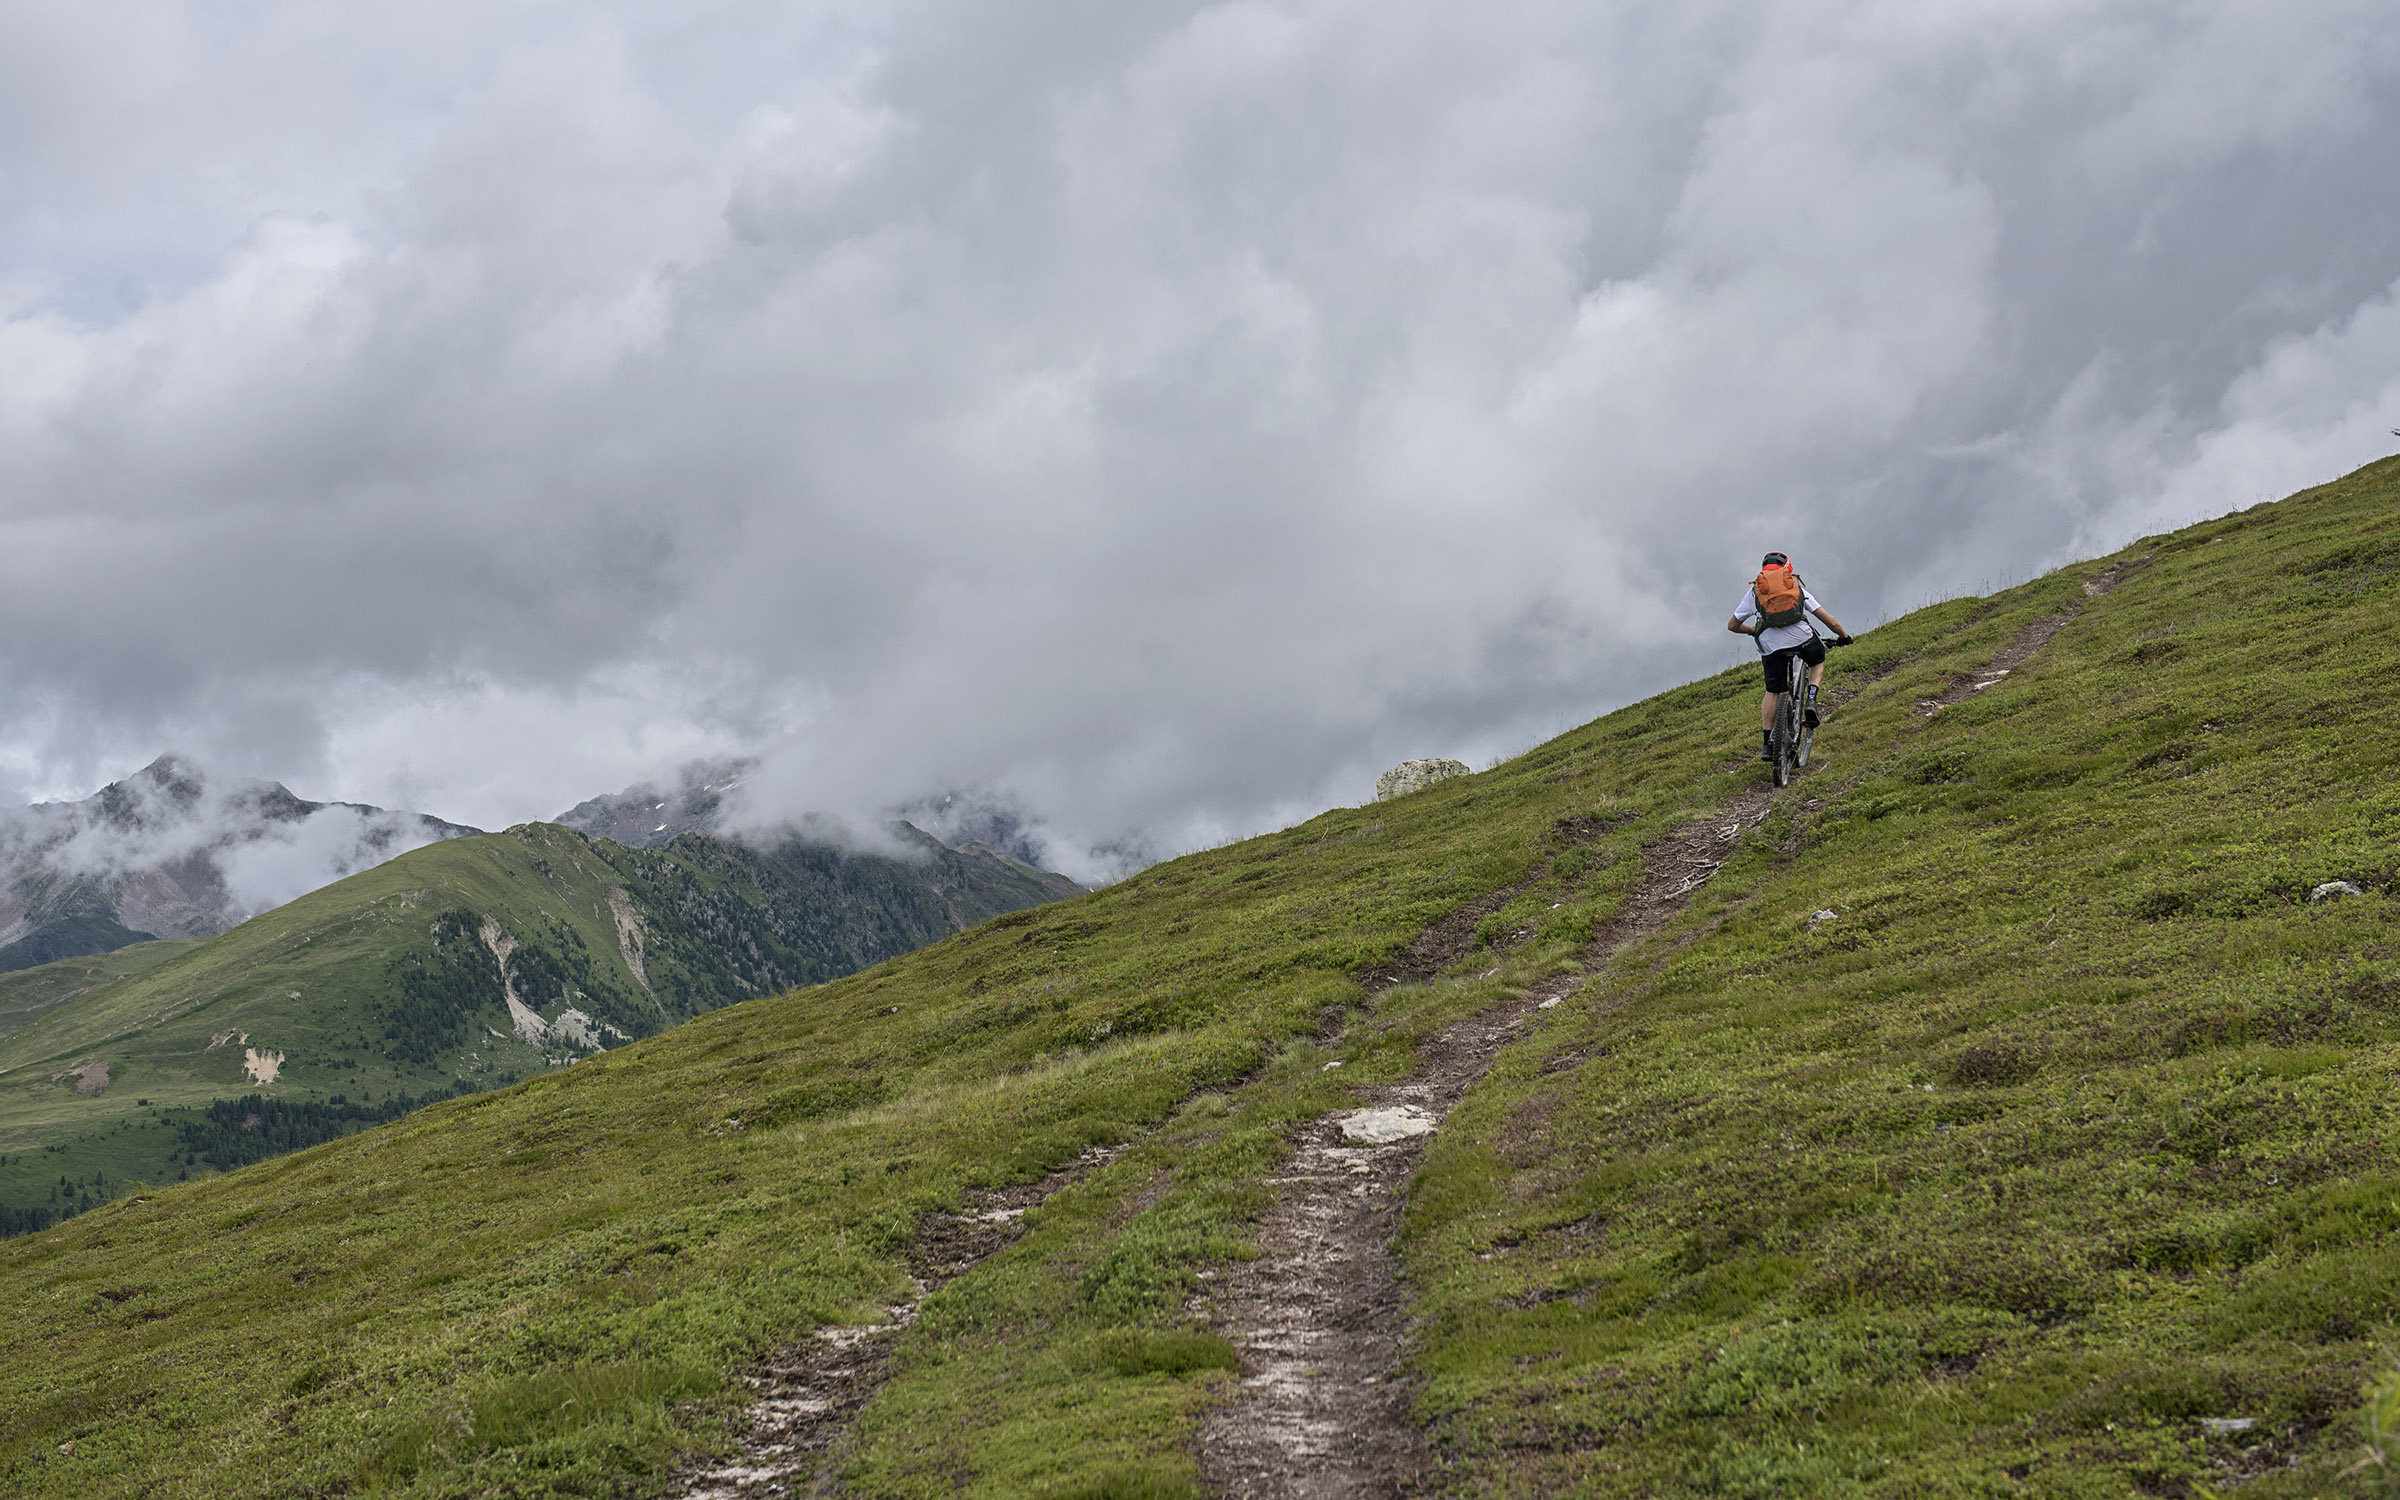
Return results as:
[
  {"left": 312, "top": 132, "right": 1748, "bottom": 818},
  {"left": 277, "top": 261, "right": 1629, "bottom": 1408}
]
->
[
  {"left": 1375, "top": 759, "right": 1470, "bottom": 802},
  {"left": 2310, "top": 880, "right": 2366, "bottom": 903}
]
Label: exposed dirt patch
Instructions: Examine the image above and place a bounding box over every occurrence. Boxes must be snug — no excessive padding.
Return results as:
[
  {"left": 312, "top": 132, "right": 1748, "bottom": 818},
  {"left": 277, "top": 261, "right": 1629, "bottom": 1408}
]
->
[
  {"left": 1912, "top": 613, "right": 2076, "bottom": 718},
  {"left": 1199, "top": 791, "right": 1779, "bottom": 1498},
  {"left": 242, "top": 1048, "right": 284, "bottom": 1085},
  {"left": 667, "top": 1144, "right": 1123, "bottom": 1499},
  {"left": 1356, "top": 880, "right": 1539, "bottom": 996},
  {"left": 2082, "top": 553, "right": 2152, "bottom": 598},
  {"left": 54, "top": 1060, "right": 110, "bottom": 1095}
]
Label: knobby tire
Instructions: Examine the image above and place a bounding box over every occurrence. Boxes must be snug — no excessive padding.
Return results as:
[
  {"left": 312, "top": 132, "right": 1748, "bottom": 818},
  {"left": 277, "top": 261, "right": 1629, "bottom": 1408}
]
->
[{"left": 1772, "top": 685, "right": 1796, "bottom": 788}]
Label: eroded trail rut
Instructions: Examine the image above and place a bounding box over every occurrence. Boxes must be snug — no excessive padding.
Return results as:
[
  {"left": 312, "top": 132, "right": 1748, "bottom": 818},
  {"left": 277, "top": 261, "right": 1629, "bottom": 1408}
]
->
[
  {"left": 1198, "top": 790, "right": 1775, "bottom": 1498},
  {"left": 669, "top": 1146, "right": 1121, "bottom": 1499}
]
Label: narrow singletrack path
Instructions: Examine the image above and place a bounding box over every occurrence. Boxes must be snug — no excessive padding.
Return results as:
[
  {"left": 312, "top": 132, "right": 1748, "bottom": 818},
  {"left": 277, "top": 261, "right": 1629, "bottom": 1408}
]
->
[
  {"left": 668, "top": 1145, "right": 1122, "bottom": 1499},
  {"left": 1197, "top": 790, "right": 1773, "bottom": 1498},
  {"left": 672, "top": 584, "right": 2127, "bottom": 1499},
  {"left": 1198, "top": 582, "right": 2128, "bottom": 1496}
]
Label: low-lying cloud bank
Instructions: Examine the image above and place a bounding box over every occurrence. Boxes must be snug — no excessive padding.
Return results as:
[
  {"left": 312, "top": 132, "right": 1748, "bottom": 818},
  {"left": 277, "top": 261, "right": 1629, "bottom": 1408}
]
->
[
  {"left": 2, "top": 1, "right": 2397, "bottom": 876},
  {"left": 0, "top": 757, "right": 475, "bottom": 946}
]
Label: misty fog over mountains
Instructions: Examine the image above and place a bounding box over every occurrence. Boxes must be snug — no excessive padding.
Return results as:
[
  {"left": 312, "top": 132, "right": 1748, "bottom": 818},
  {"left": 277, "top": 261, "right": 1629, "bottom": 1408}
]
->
[
  {"left": 0, "top": 753, "right": 1089, "bottom": 975},
  {"left": 0, "top": 755, "right": 477, "bottom": 972}
]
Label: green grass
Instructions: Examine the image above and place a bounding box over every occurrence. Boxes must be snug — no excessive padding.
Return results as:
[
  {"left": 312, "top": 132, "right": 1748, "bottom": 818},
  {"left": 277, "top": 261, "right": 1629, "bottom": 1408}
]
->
[
  {"left": 0, "top": 941, "right": 201, "bottom": 1044},
  {"left": 2, "top": 457, "right": 2397, "bottom": 1495},
  {"left": 1400, "top": 461, "right": 2400, "bottom": 1495},
  {"left": 0, "top": 822, "right": 1072, "bottom": 1236}
]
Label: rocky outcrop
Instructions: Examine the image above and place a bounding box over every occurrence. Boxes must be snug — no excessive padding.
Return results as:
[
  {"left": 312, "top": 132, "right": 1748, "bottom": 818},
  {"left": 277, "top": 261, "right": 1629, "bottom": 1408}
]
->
[
  {"left": 1375, "top": 759, "right": 1470, "bottom": 802},
  {"left": 555, "top": 758, "right": 755, "bottom": 848}
]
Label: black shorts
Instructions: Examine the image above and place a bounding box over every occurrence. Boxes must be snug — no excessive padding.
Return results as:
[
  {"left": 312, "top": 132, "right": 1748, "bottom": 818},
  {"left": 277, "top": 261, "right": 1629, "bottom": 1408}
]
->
[{"left": 1761, "top": 636, "right": 1826, "bottom": 693}]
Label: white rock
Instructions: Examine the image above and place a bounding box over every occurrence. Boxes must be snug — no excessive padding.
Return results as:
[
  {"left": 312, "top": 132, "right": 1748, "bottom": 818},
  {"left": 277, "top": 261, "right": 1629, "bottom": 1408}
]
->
[
  {"left": 1809, "top": 909, "right": 1839, "bottom": 927},
  {"left": 2310, "top": 881, "right": 2365, "bottom": 903},
  {"left": 1339, "top": 1105, "right": 1438, "bottom": 1143},
  {"left": 1375, "top": 759, "right": 1470, "bottom": 802},
  {"left": 550, "top": 1008, "right": 603, "bottom": 1048}
]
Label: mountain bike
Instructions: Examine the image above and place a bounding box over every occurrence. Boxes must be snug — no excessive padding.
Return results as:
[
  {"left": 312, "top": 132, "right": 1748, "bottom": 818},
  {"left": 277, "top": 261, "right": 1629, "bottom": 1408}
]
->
[{"left": 1769, "top": 638, "right": 1841, "bottom": 787}]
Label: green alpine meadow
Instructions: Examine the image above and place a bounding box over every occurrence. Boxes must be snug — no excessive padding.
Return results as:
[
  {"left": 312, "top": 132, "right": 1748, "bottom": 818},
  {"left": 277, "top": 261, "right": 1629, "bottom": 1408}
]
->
[
  {"left": 0, "top": 823, "right": 1078, "bottom": 1238},
  {"left": 5, "top": 455, "right": 2398, "bottom": 1496}
]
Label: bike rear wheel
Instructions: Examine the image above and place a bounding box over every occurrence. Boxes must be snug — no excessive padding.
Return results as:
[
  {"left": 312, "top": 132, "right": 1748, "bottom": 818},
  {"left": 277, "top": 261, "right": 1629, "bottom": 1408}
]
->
[{"left": 1773, "top": 691, "right": 1796, "bottom": 786}]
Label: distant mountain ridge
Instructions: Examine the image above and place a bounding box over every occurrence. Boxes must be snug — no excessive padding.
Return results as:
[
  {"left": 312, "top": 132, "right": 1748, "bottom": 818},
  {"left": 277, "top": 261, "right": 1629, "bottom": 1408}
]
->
[
  {"left": 551, "top": 761, "right": 1084, "bottom": 931},
  {"left": 0, "top": 808, "right": 1082, "bottom": 1234},
  {"left": 0, "top": 755, "right": 480, "bottom": 974},
  {"left": 0, "top": 755, "right": 1085, "bottom": 985},
  {"left": 553, "top": 757, "right": 755, "bottom": 848}
]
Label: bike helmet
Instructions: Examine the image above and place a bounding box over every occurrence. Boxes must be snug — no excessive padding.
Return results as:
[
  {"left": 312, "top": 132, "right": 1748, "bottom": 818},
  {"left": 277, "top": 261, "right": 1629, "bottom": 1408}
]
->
[{"left": 1761, "top": 551, "right": 1790, "bottom": 568}]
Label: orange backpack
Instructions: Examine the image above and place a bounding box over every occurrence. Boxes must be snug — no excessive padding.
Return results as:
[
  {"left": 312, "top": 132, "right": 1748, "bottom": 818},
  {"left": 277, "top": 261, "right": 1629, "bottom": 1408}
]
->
[{"left": 1754, "top": 567, "right": 1806, "bottom": 628}]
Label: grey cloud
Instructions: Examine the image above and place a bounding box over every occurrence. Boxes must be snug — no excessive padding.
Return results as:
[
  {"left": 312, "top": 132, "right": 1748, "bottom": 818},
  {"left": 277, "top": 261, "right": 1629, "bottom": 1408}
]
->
[
  {"left": 0, "top": 755, "right": 472, "bottom": 945},
  {"left": 0, "top": 0, "right": 2397, "bottom": 866}
]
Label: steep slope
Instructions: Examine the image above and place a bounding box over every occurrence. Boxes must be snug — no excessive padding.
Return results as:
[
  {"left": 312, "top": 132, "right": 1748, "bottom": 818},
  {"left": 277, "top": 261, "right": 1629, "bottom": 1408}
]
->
[
  {"left": 0, "top": 822, "right": 1080, "bottom": 1237},
  {"left": 0, "top": 458, "right": 2393, "bottom": 1498},
  {"left": 554, "top": 759, "right": 755, "bottom": 848},
  {"left": 0, "top": 755, "right": 480, "bottom": 970}
]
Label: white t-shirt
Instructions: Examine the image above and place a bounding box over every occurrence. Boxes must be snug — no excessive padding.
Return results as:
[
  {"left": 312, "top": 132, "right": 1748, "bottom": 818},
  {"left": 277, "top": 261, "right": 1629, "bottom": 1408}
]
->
[{"left": 1736, "top": 580, "right": 1823, "bottom": 655}]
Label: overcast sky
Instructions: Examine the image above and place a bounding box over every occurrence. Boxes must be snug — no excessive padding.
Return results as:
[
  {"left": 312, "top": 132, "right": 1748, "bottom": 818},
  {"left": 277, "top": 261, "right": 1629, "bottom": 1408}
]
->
[{"left": 2, "top": 0, "right": 2397, "bottom": 879}]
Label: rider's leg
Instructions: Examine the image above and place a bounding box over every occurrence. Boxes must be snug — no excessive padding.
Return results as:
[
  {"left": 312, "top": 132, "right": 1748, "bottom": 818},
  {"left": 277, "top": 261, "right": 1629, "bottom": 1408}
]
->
[{"left": 1761, "top": 691, "right": 1779, "bottom": 732}]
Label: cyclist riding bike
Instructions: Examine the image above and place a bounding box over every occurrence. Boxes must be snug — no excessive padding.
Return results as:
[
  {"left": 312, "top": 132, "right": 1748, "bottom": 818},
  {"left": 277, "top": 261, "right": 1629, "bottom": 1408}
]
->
[{"left": 1727, "top": 551, "right": 1853, "bottom": 763}]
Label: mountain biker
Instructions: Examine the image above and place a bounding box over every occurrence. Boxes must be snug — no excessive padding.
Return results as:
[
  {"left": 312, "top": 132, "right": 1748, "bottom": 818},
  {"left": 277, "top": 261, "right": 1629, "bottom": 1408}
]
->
[{"left": 1727, "top": 551, "right": 1853, "bottom": 763}]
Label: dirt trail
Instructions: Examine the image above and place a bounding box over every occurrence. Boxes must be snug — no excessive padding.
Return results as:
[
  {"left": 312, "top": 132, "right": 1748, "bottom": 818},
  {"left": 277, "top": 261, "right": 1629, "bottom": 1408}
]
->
[
  {"left": 667, "top": 588, "right": 2122, "bottom": 1499},
  {"left": 667, "top": 1145, "right": 1121, "bottom": 1500},
  {"left": 1198, "top": 790, "right": 1774, "bottom": 1498},
  {"left": 1911, "top": 559, "right": 2139, "bottom": 719},
  {"left": 1198, "top": 587, "right": 2125, "bottom": 1496}
]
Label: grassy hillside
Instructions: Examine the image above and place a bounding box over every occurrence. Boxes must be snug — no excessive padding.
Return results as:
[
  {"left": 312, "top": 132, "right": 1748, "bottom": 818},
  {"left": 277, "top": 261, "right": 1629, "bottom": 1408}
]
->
[
  {"left": 0, "top": 824, "right": 1077, "bottom": 1238},
  {"left": 0, "top": 940, "right": 200, "bottom": 1042},
  {"left": 1, "top": 457, "right": 2395, "bottom": 1497}
]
